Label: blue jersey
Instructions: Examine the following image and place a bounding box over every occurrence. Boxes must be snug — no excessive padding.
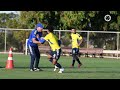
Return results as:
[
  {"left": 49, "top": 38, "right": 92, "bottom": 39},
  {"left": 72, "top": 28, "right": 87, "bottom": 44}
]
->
[{"left": 27, "top": 29, "right": 42, "bottom": 47}]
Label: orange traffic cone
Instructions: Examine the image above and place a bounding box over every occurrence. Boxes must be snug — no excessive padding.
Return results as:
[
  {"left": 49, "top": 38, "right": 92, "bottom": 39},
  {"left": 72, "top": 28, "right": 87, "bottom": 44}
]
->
[{"left": 5, "top": 48, "right": 14, "bottom": 69}]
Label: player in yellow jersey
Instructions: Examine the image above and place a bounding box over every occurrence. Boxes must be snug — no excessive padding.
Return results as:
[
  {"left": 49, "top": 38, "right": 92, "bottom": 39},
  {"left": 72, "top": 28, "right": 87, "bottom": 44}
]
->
[
  {"left": 39, "top": 25, "right": 64, "bottom": 73},
  {"left": 70, "top": 28, "right": 83, "bottom": 68}
]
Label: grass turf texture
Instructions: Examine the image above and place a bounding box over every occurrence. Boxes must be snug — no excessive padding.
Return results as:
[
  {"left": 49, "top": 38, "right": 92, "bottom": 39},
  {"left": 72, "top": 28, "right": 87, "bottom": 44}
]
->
[{"left": 0, "top": 54, "right": 120, "bottom": 79}]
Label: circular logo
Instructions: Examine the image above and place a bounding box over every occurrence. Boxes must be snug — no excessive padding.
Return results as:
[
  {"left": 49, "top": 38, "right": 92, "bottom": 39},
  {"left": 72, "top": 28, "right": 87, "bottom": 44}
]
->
[{"left": 104, "top": 14, "right": 111, "bottom": 22}]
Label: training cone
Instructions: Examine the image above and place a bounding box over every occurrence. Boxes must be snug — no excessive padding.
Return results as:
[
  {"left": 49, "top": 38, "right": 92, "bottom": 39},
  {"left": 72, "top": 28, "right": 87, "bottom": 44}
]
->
[{"left": 5, "top": 48, "right": 14, "bottom": 69}]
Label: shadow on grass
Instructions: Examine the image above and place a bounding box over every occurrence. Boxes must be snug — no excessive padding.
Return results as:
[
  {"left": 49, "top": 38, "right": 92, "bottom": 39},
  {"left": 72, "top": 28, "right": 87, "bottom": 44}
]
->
[
  {"left": 0, "top": 66, "right": 3, "bottom": 68},
  {"left": 82, "top": 66, "right": 120, "bottom": 68},
  {"left": 14, "top": 66, "right": 54, "bottom": 69},
  {"left": 64, "top": 70, "right": 120, "bottom": 73},
  {"left": 13, "top": 66, "right": 120, "bottom": 69}
]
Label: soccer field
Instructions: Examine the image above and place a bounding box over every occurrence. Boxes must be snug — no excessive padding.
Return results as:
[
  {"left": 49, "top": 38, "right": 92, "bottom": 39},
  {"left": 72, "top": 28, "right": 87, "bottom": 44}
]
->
[{"left": 0, "top": 54, "right": 120, "bottom": 79}]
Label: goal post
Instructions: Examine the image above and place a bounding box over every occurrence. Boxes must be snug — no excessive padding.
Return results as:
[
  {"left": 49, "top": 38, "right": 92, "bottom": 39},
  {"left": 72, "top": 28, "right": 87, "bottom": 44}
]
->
[{"left": 25, "top": 39, "right": 29, "bottom": 55}]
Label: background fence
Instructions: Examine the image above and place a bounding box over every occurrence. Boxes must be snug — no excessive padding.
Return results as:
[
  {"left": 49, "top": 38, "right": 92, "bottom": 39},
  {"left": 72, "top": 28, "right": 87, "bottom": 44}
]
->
[{"left": 0, "top": 28, "right": 120, "bottom": 59}]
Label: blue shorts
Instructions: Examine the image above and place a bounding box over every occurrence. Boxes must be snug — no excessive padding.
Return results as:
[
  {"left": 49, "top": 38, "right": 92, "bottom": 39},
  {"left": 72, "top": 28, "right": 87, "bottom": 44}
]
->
[
  {"left": 48, "top": 49, "right": 61, "bottom": 61},
  {"left": 72, "top": 48, "right": 79, "bottom": 55}
]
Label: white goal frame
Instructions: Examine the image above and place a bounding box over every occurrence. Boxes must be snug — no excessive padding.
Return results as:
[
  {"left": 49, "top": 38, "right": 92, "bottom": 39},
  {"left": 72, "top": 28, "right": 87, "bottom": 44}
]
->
[{"left": 25, "top": 39, "right": 29, "bottom": 55}]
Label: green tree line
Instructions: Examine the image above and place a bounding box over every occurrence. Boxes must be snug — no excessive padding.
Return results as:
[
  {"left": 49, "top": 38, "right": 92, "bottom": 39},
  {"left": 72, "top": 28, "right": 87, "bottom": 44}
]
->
[{"left": 0, "top": 11, "right": 120, "bottom": 52}]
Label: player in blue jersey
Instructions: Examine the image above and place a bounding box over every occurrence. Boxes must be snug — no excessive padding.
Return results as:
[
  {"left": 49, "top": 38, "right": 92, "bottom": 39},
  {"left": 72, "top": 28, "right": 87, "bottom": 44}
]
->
[{"left": 27, "top": 23, "right": 44, "bottom": 71}]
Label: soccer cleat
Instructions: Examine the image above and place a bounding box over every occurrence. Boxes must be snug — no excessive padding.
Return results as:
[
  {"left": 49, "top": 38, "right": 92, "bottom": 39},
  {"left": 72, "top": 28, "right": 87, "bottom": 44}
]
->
[
  {"left": 60, "top": 68, "right": 64, "bottom": 72},
  {"left": 58, "top": 68, "right": 64, "bottom": 73},
  {"left": 70, "top": 65, "right": 74, "bottom": 68},
  {"left": 55, "top": 65, "right": 58, "bottom": 69},
  {"left": 34, "top": 68, "right": 43, "bottom": 71},
  {"left": 54, "top": 65, "right": 58, "bottom": 71},
  {"left": 30, "top": 69, "right": 34, "bottom": 71},
  {"left": 78, "top": 63, "right": 82, "bottom": 68},
  {"left": 54, "top": 68, "right": 57, "bottom": 71},
  {"left": 58, "top": 70, "right": 63, "bottom": 73}
]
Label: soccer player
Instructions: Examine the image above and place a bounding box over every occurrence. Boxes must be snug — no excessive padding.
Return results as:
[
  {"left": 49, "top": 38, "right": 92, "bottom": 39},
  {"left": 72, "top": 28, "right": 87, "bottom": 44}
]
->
[
  {"left": 39, "top": 25, "right": 64, "bottom": 73},
  {"left": 70, "top": 28, "right": 83, "bottom": 68},
  {"left": 27, "top": 23, "right": 44, "bottom": 71}
]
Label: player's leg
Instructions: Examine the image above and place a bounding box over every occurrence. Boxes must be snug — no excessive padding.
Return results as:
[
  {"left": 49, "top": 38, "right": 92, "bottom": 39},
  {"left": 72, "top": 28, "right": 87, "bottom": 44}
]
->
[
  {"left": 28, "top": 45, "right": 36, "bottom": 71},
  {"left": 53, "top": 49, "right": 61, "bottom": 66},
  {"left": 46, "top": 52, "right": 59, "bottom": 71},
  {"left": 71, "top": 55, "right": 76, "bottom": 67},
  {"left": 46, "top": 49, "right": 64, "bottom": 73},
  {"left": 46, "top": 50, "right": 58, "bottom": 70},
  {"left": 46, "top": 50, "right": 57, "bottom": 65},
  {"left": 34, "top": 47, "right": 42, "bottom": 71},
  {"left": 46, "top": 50, "right": 53, "bottom": 62},
  {"left": 75, "top": 48, "right": 82, "bottom": 68},
  {"left": 76, "top": 56, "right": 82, "bottom": 68},
  {"left": 71, "top": 48, "right": 76, "bottom": 67},
  {"left": 51, "top": 52, "right": 62, "bottom": 70},
  {"left": 55, "top": 49, "right": 64, "bottom": 73}
]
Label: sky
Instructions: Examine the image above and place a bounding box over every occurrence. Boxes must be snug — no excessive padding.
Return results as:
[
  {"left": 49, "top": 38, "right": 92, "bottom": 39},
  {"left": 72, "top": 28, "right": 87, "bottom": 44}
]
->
[{"left": 0, "top": 11, "right": 20, "bottom": 14}]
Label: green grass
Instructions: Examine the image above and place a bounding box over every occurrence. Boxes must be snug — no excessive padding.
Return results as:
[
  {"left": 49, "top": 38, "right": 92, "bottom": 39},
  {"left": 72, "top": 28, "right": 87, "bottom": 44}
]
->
[{"left": 0, "top": 54, "right": 120, "bottom": 79}]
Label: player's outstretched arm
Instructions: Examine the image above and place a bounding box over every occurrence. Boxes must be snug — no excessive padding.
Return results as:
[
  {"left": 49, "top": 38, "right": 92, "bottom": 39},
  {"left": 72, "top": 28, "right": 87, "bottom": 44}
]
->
[
  {"left": 32, "top": 38, "right": 42, "bottom": 44},
  {"left": 38, "top": 37, "right": 46, "bottom": 44}
]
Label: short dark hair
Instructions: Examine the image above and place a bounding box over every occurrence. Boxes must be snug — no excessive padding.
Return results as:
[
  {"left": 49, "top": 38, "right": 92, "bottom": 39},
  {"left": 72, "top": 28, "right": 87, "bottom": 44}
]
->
[{"left": 46, "top": 25, "right": 54, "bottom": 32}]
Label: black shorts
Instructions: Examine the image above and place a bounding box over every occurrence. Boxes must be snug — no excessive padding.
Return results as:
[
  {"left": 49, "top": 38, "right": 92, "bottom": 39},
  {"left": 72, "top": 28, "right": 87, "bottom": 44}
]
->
[
  {"left": 48, "top": 49, "right": 61, "bottom": 61},
  {"left": 72, "top": 48, "right": 79, "bottom": 55}
]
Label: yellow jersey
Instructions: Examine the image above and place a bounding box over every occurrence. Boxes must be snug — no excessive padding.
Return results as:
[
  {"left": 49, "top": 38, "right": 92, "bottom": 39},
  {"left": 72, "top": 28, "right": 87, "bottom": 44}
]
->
[
  {"left": 71, "top": 33, "right": 82, "bottom": 48},
  {"left": 44, "top": 32, "right": 60, "bottom": 51}
]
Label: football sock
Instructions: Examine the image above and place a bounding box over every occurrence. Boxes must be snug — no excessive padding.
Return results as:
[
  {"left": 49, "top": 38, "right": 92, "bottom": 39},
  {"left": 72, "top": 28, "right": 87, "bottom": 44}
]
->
[
  {"left": 55, "top": 63, "right": 62, "bottom": 68},
  {"left": 76, "top": 59, "right": 81, "bottom": 64},
  {"left": 72, "top": 60, "right": 75, "bottom": 66}
]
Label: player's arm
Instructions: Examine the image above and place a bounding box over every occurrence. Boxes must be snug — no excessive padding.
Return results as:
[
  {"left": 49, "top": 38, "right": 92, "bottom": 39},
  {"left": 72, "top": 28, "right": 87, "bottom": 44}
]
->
[
  {"left": 32, "top": 38, "right": 42, "bottom": 44},
  {"left": 54, "top": 35, "right": 61, "bottom": 46},
  {"left": 58, "top": 40, "right": 61, "bottom": 46},
  {"left": 78, "top": 35, "right": 83, "bottom": 46},
  {"left": 78, "top": 38, "right": 83, "bottom": 46},
  {"left": 31, "top": 32, "right": 43, "bottom": 44},
  {"left": 38, "top": 37, "right": 46, "bottom": 44}
]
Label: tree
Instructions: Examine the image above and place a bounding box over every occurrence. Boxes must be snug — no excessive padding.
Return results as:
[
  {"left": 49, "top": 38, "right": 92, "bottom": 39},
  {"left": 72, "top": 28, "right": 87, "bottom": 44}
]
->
[
  {"left": 60, "top": 11, "right": 86, "bottom": 30},
  {"left": 1, "top": 11, "right": 120, "bottom": 51}
]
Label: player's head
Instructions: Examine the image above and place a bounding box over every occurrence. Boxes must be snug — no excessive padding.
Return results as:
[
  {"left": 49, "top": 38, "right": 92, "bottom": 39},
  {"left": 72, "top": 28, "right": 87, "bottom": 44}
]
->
[
  {"left": 71, "top": 28, "right": 76, "bottom": 34},
  {"left": 46, "top": 25, "right": 54, "bottom": 33},
  {"left": 36, "top": 23, "right": 44, "bottom": 32}
]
